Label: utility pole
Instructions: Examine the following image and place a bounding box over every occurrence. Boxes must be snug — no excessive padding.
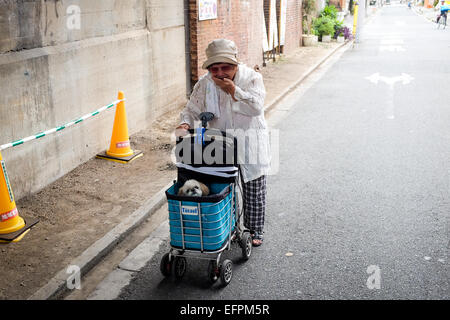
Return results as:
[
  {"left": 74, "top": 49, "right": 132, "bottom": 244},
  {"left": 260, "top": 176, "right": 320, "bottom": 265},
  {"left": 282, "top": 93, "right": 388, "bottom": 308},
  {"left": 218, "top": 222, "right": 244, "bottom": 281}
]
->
[
  {"left": 354, "top": 0, "right": 366, "bottom": 43},
  {"left": 352, "top": 2, "right": 359, "bottom": 38}
]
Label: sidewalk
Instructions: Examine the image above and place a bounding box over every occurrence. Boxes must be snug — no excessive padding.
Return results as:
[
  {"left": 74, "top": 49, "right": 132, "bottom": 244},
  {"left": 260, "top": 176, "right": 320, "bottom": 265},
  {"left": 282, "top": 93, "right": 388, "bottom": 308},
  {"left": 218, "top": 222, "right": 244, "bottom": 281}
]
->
[{"left": 0, "top": 40, "right": 350, "bottom": 300}]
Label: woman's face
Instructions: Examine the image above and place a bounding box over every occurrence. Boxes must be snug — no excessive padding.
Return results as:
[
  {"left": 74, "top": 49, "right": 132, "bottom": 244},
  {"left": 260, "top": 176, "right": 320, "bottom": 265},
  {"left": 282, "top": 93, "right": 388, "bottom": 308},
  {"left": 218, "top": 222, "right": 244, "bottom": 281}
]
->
[{"left": 209, "top": 63, "right": 238, "bottom": 80}]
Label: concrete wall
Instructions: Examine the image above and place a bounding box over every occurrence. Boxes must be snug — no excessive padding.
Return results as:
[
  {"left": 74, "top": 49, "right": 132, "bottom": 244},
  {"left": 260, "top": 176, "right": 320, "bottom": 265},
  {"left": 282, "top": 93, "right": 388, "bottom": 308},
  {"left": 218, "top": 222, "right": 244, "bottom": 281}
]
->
[{"left": 0, "top": 0, "right": 187, "bottom": 199}]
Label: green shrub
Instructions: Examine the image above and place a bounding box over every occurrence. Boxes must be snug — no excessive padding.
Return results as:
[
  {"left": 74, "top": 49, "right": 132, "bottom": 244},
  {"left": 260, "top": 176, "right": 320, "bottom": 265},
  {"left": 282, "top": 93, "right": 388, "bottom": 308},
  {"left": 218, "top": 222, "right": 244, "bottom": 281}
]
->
[
  {"left": 320, "top": 5, "right": 338, "bottom": 20},
  {"left": 313, "top": 16, "right": 335, "bottom": 38}
]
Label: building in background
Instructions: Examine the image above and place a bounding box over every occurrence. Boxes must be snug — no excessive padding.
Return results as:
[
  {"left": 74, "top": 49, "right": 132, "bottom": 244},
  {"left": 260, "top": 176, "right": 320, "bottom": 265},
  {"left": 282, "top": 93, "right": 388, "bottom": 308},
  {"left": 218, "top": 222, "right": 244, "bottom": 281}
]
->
[
  {"left": 189, "top": 0, "right": 303, "bottom": 85},
  {"left": 261, "top": 0, "right": 303, "bottom": 64}
]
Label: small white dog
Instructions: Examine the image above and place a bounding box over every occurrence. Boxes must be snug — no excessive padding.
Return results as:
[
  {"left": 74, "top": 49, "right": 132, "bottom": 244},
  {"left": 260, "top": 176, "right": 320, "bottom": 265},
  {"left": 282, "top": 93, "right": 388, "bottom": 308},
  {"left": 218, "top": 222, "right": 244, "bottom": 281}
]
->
[{"left": 178, "top": 179, "right": 210, "bottom": 197}]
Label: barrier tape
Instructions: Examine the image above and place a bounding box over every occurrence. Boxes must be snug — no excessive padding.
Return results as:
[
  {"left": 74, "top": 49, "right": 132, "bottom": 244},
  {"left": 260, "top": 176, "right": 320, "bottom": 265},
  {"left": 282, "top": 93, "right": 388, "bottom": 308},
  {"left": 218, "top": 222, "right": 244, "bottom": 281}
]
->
[
  {"left": 0, "top": 99, "right": 125, "bottom": 151},
  {"left": 1, "top": 160, "right": 14, "bottom": 202}
]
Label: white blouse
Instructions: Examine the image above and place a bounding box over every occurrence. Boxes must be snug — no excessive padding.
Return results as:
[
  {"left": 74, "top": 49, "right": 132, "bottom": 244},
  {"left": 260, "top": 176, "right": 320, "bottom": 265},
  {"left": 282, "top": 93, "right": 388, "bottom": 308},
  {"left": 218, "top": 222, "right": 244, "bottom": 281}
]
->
[{"left": 180, "top": 64, "right": 271, "bottom": 183}]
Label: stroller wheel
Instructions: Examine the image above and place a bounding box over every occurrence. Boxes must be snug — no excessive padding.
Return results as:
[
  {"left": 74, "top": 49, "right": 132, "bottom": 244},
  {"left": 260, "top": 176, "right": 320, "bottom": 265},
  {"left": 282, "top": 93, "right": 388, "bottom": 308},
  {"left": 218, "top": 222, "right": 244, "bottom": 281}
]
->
[
  {"left": 160, "top": 253, "right": 172, "bottom": 277},
  {"left": 207, "top": 260, "right": 219, "bottom": 283},
  {"left": 173, "top": 256, "right": 187, "bottom": 279},
  {"left": 240, "top": 233, "right": 252, "bottom": 261},
  {"left": 220, "top": 259, "right": 233, "bottom": 286}
]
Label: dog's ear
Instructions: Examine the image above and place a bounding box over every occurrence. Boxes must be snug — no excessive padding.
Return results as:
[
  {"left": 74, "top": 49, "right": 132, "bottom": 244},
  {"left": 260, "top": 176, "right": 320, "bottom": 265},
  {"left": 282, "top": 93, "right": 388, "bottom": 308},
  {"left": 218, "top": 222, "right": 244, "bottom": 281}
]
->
[
  {"left": 199, "top": 182, "right": 209, "bottom": 196},
  {"left": 177, "top": 184, "right": 186, "bottom": 196}
]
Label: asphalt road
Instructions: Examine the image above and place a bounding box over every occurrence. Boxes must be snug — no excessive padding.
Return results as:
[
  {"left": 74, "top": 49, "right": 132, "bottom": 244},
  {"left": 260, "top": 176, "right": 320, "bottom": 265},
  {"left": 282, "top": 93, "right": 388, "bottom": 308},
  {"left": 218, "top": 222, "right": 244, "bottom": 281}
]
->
[{"left": 117, "top": 6, "right": 449, "bottom": 301}]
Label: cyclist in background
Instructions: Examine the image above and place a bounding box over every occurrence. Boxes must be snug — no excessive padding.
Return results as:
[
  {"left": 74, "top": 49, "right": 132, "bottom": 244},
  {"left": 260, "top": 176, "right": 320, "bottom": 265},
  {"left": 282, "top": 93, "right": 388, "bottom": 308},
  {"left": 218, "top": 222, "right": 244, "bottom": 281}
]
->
[{"left": 436, "top": 0, "right": 449, "bottom": 24}]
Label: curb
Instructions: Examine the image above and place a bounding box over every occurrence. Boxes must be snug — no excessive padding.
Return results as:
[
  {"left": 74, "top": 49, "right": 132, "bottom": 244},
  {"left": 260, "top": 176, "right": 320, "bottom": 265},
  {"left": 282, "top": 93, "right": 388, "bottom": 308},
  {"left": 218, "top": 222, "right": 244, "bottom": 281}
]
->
[
  {"left": 27, "top": 41, "right": 351, "bottom": 301},
  {"left": 86, "top": 220, "right": 170, "bottom": 300},
  {"left": 27, "top": 179, "right": 174, "bottom": 300}
]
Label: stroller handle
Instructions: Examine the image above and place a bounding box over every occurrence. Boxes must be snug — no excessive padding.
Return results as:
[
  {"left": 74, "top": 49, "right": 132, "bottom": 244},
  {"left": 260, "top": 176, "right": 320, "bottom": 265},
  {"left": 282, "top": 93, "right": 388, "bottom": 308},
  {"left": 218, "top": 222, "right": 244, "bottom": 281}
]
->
[
  {"left": 181, "top": 128, "right": 237, "bottom": 143},
  {"left": 200, "top": 112, "right": 215, "bottom": 128}
]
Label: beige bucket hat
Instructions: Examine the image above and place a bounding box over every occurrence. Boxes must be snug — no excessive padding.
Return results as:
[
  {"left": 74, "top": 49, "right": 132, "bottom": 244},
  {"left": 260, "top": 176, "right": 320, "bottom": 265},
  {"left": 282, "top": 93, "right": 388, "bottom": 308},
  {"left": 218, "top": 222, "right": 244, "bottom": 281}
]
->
[{"left": 202, "top": 39, "right": 239, "bottom": 69}]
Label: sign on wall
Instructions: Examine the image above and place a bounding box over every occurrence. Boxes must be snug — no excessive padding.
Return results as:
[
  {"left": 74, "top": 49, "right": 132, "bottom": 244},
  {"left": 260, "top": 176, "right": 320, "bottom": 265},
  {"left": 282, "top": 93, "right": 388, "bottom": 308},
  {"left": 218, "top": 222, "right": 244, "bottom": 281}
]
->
[{"left": 199, "top": 0, "right": 218, "bottom": 21}]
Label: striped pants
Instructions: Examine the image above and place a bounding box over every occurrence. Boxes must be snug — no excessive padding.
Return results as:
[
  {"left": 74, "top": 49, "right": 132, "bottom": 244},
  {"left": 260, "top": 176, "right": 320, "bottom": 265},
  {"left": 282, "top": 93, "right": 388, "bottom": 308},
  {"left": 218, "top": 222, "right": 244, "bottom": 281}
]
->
[{"left": 242, "top": 175, "right": 267, "bottom": 234}]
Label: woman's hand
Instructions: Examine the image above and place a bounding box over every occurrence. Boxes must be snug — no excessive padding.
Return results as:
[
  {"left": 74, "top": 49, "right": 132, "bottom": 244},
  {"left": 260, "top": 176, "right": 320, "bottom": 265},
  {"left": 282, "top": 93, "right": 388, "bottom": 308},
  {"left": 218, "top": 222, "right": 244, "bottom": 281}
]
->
[
  {"left": 212, "top": 76, "right": 237, "bottom": 101},
  {"left": 175, "top": 123, "right": 190, "bottom": 136}
]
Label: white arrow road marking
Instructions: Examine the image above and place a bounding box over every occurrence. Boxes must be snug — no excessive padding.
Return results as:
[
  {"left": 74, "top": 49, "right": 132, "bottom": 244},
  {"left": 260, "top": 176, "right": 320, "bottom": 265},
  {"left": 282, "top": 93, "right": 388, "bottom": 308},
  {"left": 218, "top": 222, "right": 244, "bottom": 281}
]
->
[
  {"left": 399, "top": 73, "right": 414, "bottom": 84},
  {"left": 365, "top": 73, "right": 414, "bottom": 86},
  {"left": 365, "top": 73, "right": 415, "bottom": 120},
  {"left": 365, "top": 72, "right": 381, "bottom": 84},
  {"left": 380, "top": 39, "right": 404, "bottom": 45},
  {"left": 379, "top": 45, "right": 406, "bottom": 52}
]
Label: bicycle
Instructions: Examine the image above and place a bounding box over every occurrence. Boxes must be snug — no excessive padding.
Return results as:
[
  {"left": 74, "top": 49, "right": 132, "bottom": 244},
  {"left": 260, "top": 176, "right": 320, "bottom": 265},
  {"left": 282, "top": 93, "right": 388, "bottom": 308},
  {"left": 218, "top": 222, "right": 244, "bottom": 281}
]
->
[{"left": 437, "top": 12, "right": 447, "bottom": 29}]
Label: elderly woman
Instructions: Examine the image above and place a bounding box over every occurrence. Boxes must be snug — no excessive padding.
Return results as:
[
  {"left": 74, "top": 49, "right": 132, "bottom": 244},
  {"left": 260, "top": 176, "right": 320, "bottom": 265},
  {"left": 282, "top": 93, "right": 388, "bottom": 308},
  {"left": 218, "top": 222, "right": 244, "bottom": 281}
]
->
[{"left": 176, "top": 39, "right": 270, "bottom": 246}]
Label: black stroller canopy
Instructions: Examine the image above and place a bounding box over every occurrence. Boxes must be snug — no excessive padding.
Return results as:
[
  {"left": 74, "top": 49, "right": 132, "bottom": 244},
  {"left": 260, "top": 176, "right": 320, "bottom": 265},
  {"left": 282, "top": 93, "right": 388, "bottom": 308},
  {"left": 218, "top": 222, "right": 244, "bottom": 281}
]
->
[{"left": 175, "top": 129, "right": 238, "bottom": 184}]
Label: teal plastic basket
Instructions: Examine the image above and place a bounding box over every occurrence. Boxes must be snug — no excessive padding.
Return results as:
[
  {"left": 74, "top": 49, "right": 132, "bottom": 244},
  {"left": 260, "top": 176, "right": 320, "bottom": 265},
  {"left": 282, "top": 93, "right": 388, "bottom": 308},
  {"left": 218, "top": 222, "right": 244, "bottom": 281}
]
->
[{"left": 166, "top": 183, "right": 236, "bottom": 251}]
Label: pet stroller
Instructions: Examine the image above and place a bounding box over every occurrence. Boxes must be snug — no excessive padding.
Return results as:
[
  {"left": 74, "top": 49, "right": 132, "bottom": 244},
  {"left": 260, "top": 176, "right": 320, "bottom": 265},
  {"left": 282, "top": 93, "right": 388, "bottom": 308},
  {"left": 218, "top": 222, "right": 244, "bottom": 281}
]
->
[{"left": 160, "top": 113, "right": 252, "bottom": 286}]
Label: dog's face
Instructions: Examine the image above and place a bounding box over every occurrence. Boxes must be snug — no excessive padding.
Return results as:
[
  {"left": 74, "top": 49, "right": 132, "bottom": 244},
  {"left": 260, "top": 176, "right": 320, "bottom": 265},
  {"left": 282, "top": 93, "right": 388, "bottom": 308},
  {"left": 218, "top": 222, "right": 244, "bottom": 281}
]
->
[{"left": 178, "top": 179, "right": 209, "bottom": 197}]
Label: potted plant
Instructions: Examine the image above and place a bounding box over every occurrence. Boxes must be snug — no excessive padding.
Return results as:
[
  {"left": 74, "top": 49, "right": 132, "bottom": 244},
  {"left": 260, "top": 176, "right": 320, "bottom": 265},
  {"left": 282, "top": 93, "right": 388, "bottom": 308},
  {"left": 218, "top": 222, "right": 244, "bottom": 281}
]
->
[
  {"left": 302, "top": 0, "right": 318, "bottom": 46},
  {"left": 333, "top": 16, "right": 344, "bottom": 39},
  {"left": 313, "top": 15, "right": 335, "bottom": 42},
  {"left": 335, "top": 26, "right": 353, "bottom": 42},
  {"left": 333, "top": 19, "right": 345, "bottom": 43}
]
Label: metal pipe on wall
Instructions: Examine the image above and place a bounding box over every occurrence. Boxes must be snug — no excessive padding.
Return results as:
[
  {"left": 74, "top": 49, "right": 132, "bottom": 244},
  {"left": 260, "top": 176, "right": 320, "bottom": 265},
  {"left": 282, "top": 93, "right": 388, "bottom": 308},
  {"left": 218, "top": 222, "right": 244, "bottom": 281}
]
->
[{"left": 184, "top": 0, "right": 192, "bottom": 97}]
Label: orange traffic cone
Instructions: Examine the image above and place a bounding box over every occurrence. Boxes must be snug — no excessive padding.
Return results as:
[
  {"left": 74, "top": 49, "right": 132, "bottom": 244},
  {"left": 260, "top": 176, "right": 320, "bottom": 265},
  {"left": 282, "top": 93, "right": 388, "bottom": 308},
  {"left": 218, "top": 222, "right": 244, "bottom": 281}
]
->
[
  {"left": 96, "top": 91, "right": 143, "bottom": 163},
  {"left": 0, "top": 151, "right": 39, "bottom": 243}
]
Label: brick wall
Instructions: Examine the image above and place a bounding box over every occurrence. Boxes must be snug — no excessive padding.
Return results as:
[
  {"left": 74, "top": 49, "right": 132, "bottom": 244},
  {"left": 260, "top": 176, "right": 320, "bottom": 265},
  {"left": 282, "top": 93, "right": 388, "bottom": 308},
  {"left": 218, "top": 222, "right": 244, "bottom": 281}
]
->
[
  {"left": 278, "top": 0, "right": 303, "bottom": 53},
  {"left": 189, "top": 0, "right": 264, "bottom": 84},
  {"left": 189, "top": 0, "right": 303, "bottom": 85},
  {"left": 329, "top": 0, "right": 345, "bottom": 10}
]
